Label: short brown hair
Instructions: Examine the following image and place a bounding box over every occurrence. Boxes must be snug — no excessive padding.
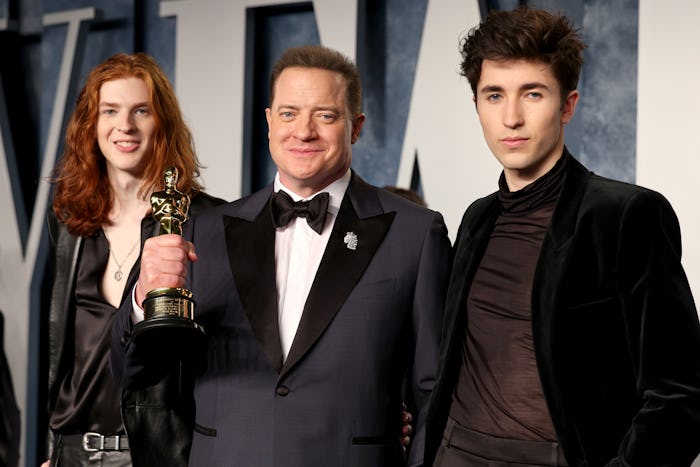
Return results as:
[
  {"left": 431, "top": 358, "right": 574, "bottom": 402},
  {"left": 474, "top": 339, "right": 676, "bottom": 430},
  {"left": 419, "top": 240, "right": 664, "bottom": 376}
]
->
[
  {"left": 269, "top": 45, "right": 362, "bottom": 116},
  {"left": 52, "top": 53, "right": 202, "bottom": 236},
  {"left": 460, "top": 7, "right": 585, "bottom": 100}
]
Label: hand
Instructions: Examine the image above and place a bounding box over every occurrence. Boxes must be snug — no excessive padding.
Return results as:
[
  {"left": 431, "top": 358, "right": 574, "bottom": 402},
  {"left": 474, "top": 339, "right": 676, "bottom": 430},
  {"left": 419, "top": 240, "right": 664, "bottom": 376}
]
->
[
  {"left": 135, "top": 234, "right": 197, "bottom": 307},
  {"left": 40, "top": 460, "right": 50, "bottom": 467},
  {"left": 400, "top": 403, "right": 413, "bottom": 452}
]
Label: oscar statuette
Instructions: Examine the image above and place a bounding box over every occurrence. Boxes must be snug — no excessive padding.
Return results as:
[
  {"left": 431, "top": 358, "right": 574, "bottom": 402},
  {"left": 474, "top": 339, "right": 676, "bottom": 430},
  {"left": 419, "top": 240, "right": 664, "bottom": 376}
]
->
[{"left": 131, "top": 167, "right": 204, "bottom": 345}]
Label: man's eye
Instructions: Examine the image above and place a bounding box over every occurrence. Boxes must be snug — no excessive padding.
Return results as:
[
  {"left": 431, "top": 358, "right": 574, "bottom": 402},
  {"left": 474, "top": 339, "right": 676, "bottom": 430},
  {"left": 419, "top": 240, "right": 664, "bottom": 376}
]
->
[
  {"left": 319, "top": 113, "right": 337, "bottom": 121},
  {"left": 526, "top": 92, "right": 542, "bottom": 99},
  {"left": 280, "top": 111, "right": 294, "bottom": 119},
  {"left": 486, "top": 94, "right": 502, "bottom": 102}
]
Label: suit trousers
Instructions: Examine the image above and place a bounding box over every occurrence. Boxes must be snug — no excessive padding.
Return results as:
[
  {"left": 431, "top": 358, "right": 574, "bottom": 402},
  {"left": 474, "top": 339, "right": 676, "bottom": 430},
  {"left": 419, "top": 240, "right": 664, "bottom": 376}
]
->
[
  {"left": 50, "top": 434, "right": 131, "bottom": 467},
  {"left": 433, "top": 418, "right": 568, "bottom": 467}
]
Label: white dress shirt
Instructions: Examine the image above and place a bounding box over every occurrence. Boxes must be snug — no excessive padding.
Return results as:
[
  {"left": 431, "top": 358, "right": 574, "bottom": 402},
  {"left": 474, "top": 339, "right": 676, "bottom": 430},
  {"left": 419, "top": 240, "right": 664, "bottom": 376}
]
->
[
  {"left": 132, "top": 170, "right": 350, "bottom": 361},
  {"left": 274, "top": 170, "right": 350, "bottom": 361}
]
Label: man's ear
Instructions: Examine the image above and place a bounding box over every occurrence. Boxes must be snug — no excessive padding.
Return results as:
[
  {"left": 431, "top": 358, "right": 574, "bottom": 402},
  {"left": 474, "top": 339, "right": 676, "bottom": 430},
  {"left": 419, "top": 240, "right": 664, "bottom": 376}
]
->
[
  {"left": 351, "top": 113, "right": 366, "bottom": 144},
  {"left": 265, "top": 108, "right": 272, "bottom": 138},
  {"left": 561, "top": 90, "right": 579, "bottom": 125}
]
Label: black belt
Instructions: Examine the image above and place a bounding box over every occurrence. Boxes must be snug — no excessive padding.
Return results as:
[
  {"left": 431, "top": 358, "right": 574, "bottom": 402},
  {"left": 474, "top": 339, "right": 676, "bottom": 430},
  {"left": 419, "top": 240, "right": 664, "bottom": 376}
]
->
[{"left": 61, "top": 433, "right": 130, "bottom": 452}]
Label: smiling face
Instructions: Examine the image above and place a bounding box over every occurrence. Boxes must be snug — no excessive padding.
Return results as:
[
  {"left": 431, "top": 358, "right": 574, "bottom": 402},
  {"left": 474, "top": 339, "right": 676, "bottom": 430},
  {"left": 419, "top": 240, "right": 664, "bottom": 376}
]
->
[
  {"left": 475, "top": 59, "right": 578, "bottom": 191},
  {"left": 265, "top": 67, "right": 365, "bottom": 198},
  {"left": 96, "top": 77, "right": 156, "bottom": 181}
]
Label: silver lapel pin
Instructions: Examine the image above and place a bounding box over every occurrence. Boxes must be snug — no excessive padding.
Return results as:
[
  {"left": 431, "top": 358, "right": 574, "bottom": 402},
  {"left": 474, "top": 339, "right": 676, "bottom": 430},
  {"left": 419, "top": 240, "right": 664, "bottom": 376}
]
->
[{"left": 343, "top": 231, "right": 358, "bottom": 250}]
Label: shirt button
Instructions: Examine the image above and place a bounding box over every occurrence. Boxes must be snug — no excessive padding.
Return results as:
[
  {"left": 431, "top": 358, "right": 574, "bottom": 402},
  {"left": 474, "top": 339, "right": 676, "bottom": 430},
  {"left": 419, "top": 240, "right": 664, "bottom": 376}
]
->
[{"left": 276, "top": 386, "right": 290, "bottom": 396}]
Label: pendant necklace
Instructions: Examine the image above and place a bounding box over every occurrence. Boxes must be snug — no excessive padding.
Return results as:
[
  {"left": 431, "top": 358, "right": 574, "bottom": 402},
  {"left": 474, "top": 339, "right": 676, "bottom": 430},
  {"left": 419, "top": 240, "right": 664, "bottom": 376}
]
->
[{"left": 103, "top": 229, "right": 140, "bottom": 281}]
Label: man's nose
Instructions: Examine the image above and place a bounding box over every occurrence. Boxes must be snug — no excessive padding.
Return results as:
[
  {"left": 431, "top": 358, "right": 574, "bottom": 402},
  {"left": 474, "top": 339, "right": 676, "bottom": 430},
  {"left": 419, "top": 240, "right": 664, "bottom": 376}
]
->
[
  {"left": 294, "top": 116, "right": 317, "bottom": 140},
  {"left": 503, "top": 100, "right": 524, "bottom": 129},
  {"left": 118, "top": 113, "right": 136, "bottom": 132}
]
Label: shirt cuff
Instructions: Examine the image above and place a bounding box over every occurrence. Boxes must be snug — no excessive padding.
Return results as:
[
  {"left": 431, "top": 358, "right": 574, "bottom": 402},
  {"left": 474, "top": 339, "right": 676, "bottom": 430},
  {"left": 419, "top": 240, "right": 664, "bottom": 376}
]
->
[{"left": 131, "top": 285, "right": 145, "bottom": 324}]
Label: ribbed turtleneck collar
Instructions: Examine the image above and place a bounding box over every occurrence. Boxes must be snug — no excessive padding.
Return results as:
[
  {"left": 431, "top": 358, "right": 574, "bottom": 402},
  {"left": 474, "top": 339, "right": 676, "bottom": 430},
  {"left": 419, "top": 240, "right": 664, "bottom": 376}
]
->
[{"left": 498, "top": 150, "right": 569, "bottom": 215}]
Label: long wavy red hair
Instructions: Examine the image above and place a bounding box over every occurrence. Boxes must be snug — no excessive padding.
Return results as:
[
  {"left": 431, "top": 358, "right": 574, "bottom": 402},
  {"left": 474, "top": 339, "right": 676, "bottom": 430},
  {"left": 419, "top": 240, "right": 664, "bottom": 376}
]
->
[{"left": 52, "top": 52, "right": 202, "bottom": 237}]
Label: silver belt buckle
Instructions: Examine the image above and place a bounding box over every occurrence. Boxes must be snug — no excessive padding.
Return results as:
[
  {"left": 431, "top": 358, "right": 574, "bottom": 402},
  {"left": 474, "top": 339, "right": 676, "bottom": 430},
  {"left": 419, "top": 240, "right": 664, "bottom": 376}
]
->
[{"left": 82, "top": 432, "right": 103, "bottom": 452}]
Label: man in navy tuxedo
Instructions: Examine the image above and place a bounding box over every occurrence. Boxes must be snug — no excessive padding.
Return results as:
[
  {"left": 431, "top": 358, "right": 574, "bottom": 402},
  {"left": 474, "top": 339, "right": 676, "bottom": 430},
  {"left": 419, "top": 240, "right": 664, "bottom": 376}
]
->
[
  {"left": 112, "top": 45, "right": 451, "bottom": 467},
  {"left": 425, "top": 6, "right": 700, "bottom": 467}
]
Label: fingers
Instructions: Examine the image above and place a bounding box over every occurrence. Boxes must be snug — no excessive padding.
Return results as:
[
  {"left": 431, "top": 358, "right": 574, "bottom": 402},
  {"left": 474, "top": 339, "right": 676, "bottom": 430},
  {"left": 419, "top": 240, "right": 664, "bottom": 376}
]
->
[
  {"left": 400, "top": 403, "right": 413, "bottom": 449},
  {"left": 186, "top": 240, "right": 198, "bottom": 262},
  {"left": 402, "top": 407, "right": 413, "bottom": 435},
  {"left": 136, "top": 235, "right": 195, "bottom": 306}
]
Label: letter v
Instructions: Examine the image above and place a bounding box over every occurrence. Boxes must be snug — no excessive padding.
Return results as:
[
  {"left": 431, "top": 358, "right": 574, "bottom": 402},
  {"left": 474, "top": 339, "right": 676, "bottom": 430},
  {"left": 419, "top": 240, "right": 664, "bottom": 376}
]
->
[{"left": 0, "top": 7, "right": 95, "bottom": 464}]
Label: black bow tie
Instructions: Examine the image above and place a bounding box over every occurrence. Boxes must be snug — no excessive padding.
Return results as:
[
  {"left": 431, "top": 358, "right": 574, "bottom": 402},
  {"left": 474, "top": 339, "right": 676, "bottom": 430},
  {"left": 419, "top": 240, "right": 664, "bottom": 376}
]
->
[{"left": 270, "top": 190, "right": 330, "bottom": 234}]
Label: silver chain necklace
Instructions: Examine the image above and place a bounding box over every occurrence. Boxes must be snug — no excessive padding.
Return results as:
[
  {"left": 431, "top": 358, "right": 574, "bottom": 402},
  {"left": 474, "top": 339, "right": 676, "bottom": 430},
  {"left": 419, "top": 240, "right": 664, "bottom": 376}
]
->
[{"left": 103, "top": 229, "right": 140, "bottom": 281}]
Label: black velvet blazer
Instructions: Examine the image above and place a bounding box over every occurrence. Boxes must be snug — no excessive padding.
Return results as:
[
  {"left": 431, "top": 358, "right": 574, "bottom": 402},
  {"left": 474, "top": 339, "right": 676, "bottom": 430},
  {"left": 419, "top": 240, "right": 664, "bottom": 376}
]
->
[{"left": 425, "top": 152, "right": 700, "bottom": 466}]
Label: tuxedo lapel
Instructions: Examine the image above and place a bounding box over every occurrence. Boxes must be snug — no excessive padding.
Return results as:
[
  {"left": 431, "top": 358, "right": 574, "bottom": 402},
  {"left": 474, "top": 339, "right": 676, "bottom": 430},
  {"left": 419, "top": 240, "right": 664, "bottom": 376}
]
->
[
  {"left": 530, "top": 153, "right": 593, "bottom": 434},
  {"left": 542, "top": 153, "right": 589, "bottom": 252},
  {"left": 282, "top": 178, "right": 395, "bottom": 376},
  {"left": 532, "top": 153, "right": 590, "bottom": 324},
  {"left": 223, "top": 193, "right": 284, "bottom": 373},
  {"left": 445, "top": 196, "right": 500, "bottom": 339}
]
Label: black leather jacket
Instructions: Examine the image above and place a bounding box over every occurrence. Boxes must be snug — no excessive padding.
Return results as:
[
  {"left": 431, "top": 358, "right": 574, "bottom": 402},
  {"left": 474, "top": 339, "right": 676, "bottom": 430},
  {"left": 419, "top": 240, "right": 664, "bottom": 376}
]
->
[{"left": 47, "top": 192, "right": 226, "bottom": 467}]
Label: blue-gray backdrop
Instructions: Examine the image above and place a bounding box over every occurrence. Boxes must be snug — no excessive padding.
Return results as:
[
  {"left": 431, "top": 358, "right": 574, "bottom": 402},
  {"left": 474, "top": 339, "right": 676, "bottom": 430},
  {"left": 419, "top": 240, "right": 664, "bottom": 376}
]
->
[{"left": 0, "top": 0, "right": 638, "bottom": 465}]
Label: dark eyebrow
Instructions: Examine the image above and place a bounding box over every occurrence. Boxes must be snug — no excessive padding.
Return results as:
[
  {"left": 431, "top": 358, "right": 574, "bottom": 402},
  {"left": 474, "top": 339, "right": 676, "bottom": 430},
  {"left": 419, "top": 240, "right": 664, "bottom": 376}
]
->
[
  {"left": 478, "top": 85, "right": 503, "bottom": 94},
  {"left": 275, "top": 104, "right": 299, "bottom": 111},
  {"left": 274, "top": 104, "right": 342, "bottom": 115},
  {"left": 478, "top": 82, "right": 551, "bottom": 94},
  {"left": 520, "top": 82, "right": 549, "bottom": 92},
  {"left": 313, "top": 106, "right": 341, "bottom": 115}
]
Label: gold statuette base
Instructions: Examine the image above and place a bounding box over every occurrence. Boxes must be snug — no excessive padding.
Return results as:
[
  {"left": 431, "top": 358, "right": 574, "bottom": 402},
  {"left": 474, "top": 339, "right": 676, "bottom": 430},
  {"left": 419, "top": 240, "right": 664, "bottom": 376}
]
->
[
  {"left": 132, "top": 287, "right": 204, "bottom": 346},
  {"left": 143, "top": 287, "right": 195, "bottom": 320}
]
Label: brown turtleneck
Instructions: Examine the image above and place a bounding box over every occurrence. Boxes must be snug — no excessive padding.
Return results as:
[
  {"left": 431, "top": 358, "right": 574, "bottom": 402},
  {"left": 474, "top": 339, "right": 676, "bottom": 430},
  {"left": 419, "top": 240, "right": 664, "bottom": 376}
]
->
[{"left": 448, "top": 153, "right": 568, "bottom": 441}]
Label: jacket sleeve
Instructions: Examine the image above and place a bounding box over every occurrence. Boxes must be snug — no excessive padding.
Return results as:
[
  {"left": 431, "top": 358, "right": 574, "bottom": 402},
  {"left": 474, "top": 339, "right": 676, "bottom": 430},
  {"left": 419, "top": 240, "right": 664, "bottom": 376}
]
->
[
  {"left": 110, "top": 194, "right": 226, "bottom": 389},
  {"left": 406, "top": 210, "right": 452, "bottom": 467},
  {"left": 613, "top": 189, "right": 700, "bottom": 466},
  {"left": 110, "top": 288, "right": 153, "bottom": 388}
]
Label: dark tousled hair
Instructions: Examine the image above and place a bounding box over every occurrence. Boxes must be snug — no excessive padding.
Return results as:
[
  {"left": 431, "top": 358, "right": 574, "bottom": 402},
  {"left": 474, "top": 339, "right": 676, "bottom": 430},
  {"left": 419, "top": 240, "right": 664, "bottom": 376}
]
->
[
  {"left": 460, "top": 6, "right": 586, "bottom": 101},
  {"left": 269, "top": 45, "right": 362, "bottom": 116}
]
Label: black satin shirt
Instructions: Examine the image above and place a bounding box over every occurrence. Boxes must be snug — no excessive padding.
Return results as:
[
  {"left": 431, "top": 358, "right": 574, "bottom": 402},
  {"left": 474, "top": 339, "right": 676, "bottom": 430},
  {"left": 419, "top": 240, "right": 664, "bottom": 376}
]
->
[{"left": 49, "top": 217, "right": 153, "bottom": 434}]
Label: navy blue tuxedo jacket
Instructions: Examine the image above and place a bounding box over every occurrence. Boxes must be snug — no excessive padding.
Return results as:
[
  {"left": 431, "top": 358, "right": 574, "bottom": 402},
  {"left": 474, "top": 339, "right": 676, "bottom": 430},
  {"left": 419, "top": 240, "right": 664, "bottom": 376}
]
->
[
  {"left": 425, "top": 153, "right": 700, "bottom": 466},
  {"left": 113, "top": 173, "right": 451, "bottom": 467}
]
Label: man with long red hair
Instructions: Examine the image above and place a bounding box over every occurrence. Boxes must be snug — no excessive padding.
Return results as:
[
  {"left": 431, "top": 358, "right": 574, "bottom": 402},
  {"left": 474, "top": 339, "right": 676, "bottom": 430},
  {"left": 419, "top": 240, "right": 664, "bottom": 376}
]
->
[{"left": 45, "top": 53, "right": 223, "bottom": 467}]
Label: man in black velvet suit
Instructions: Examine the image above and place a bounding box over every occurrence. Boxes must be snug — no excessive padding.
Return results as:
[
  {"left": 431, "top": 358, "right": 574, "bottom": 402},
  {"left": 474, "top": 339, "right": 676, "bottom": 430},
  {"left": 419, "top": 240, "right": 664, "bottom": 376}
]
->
[
  {"left": 425, "top": 7, "right": 700, "bottom": 467},
  {"left": 112, "top": 45, "right": 451, "bottom": 466}
]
